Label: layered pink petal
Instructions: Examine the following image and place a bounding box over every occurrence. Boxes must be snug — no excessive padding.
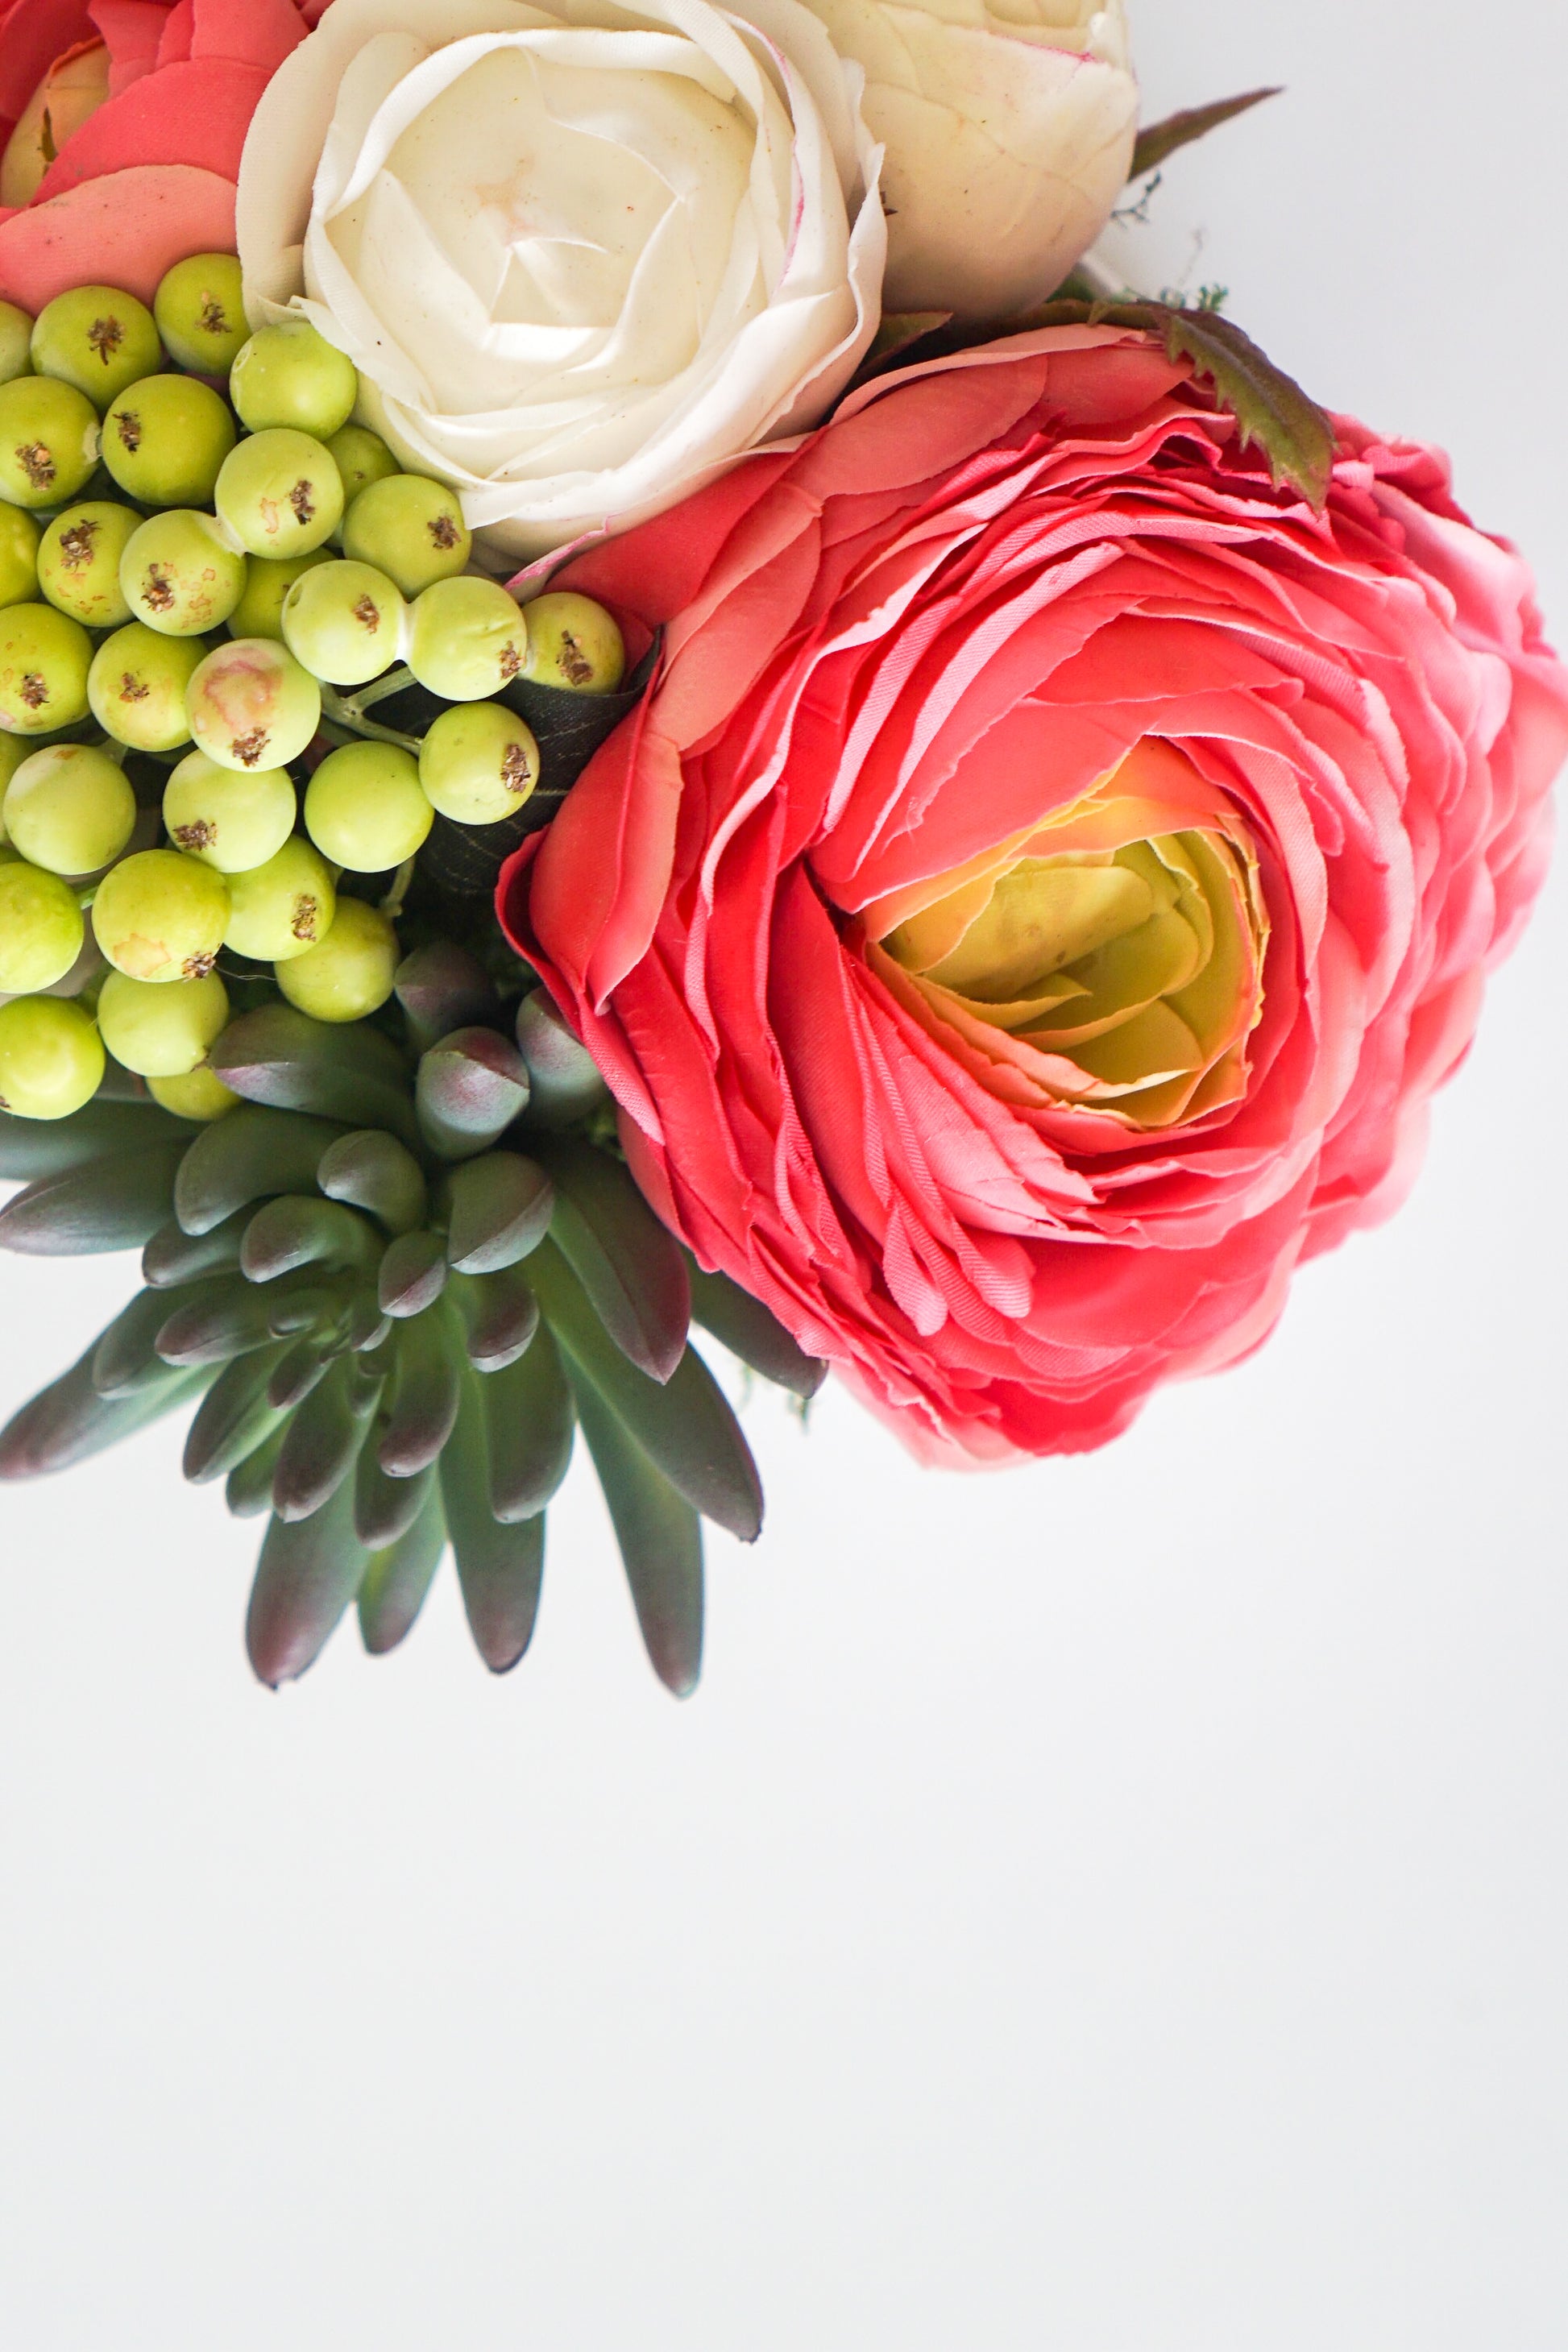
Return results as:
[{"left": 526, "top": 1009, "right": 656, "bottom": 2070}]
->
[{"left": 0, "top": 160, "right": 235, "bottom": 308}]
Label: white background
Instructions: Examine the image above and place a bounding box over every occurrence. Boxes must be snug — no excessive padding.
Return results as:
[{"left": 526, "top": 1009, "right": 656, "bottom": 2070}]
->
[{"left": 2, "top": 4, "right": 1566, "bottom": 2345}]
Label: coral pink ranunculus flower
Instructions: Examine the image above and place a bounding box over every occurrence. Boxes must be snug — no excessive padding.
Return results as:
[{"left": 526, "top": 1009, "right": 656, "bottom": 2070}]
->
[
  {"left": 0, "top": 0, "right": 322, "bottom": 312},
  {"left": 500, "top": 326, "right": 1568, "bottom": 1464}
]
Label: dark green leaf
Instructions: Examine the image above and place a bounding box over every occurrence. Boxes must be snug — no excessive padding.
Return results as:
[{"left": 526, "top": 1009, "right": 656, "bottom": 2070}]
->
[
  {"left": 571, "top": 1375, "right": 702, "bottom": 1699},
  {"left": 0, "top": 1140, "right": 185, "bottom": 1256},
  {"left": 442, "top": 1364, "right": 546, "bottom": 1673},
  {"left": 355, "top": 1448, "right": 437, "bottom": 1551},
  {"left": 0, "top": 1098, "right": 185, "bottom": 1183},
  {"left": 533, "top": 1137, "right": 690, "bottom": 1383},
  {"left": 209, "top": 1004, "right": 420, "bottom": 1151},
  {"left": 246, "top": 1476, "right": 368, "bottom": 1687},
  {"left": 442, "top": 1151, "right": 553, "bottom": 1274},
  {"left": 1130, "top": 87, "right": 1282, "bottom": 183},
  {"left": 181, "top": 1341, "right": 293, "bottom": 1484},
  {"left": 0, "top": 1348, "right": 208, "bottom": 1480},
  {"left": 377, "top": 1300, "right": 463, "bottom": 1478},
  {"left": 687, "top": 1260, "right": 828, "bottom": 1401},
  {"left": 272, "top": 1354, "right": 382, "bottom": 1524},
  {"left": 358, "top": 1480, "right": 446, "bottom": 1656},
  {"left": 483, "top": 1322, "right": 574, "bottom": 1522},
  {"left": 226, "top": 1423, "right": 288, "bottom": 1520},
  {"left": 175, "top": 1105, "right": 350, "bottom": 1237},
  {"left": 529, "top": 1241, "right": 761, "bottom": 1543}
]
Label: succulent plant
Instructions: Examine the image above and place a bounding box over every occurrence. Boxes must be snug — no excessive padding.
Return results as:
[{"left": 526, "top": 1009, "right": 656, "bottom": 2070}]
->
[{"left": 0, "top": 946, "right": 824, "bottom": 1695}]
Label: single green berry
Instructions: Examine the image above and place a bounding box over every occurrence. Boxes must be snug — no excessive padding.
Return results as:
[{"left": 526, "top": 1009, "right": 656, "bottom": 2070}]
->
[
  {"left": 153, "top": 255, "right": 249, "bottom": 376},
  {"left": 519, "top": 591, "right": 626, "bottom": 695},
  {"left": 0, "top": 996, "right": 104, "bottom": 1121},
  {"left": 0, "top": 301, "right": 34, "bottom": 388},
  {"left": 342, "top": 472, "right": 471, "bottom": 597},
  {"left": 185, "top": 637, "right": 321, "bottom": 772},
  {"left": 418, "top": 701, "right": 538, "bottom": 825},
  {"left": 276, "top": 896, "right": 399, "bottom": 1023},
  {"left": 0, "top": 504, "right": 40, "bottom": 606},
  {"left": 97, "top": 967, "right": 230, "bottom": 1077},
  {"left": 0, "top": 857, "right": 85, "bottom": 993},
  {"left": 230, "top": 318, "right": 358, "bottom": 439},
  {"left": 407, "top": 578, "right": 525, "bottom": 701},
  {"left": 37, "top": 501, "right": 140, "bottom": 629},
  {"left": 0, "top": 375, "right": 101, "bottom": 508},
  {"left": 119, "top": 509, "right": 247, "bottom": 636},
  {"left": 148, "top": 1064, "right": 240, "bottom": 1122},
  {"left": 102, "top": 374, "right": 236, "bottom": 507},
  {"left": 215, "top": 429, "right": 344, "bottom": 561},
  {"left": 163, "top": 751, "right": 297, "bottom": 875},
  {"left": 280, "top": 557, "right": 406, "bottom": 687},
  {"left": 327, "top": 425, "right": 399, "bottom": 512},
  {"left": 2, "top": 742, "right": 135, "bottom": 876},
  {"left": 224, "top": 835, "right": 335, "bottom": 961},
  {"left": 0, "top": 603, "right": 93, "bottom": 735},
  {"left": 226, "top": 549, "right": 332, "bottom": 643},
  {"left": 305, "top": 742, "right": 432, "bottom": 871},
  {"left": 30, "top": 285, "right": 163, "bottom": 411},
  {"left": 89, "top": 624, "right": 205, "bottom": 753},
  {"left": 92, "top": 848, "right": 230, "bottom": 982}
]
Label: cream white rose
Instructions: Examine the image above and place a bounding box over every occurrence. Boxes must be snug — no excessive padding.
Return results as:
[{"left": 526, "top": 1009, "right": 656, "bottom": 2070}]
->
[
  {"left": 237, "top": 0, "right": 885, "bottom": 561},
  {"left": 797, "top": 0, "right": 1135, "bottom": 318}
]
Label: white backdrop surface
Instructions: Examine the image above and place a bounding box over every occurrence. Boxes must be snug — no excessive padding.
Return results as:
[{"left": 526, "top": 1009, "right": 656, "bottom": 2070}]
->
[{"left": 2, "top": 5, "right": 1566, "bottom": 2347}]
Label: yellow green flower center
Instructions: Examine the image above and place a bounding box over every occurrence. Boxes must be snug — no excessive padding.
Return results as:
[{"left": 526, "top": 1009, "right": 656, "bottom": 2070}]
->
[{"left": 873, "top": 745, "right": 1269, "bottom": 1130}]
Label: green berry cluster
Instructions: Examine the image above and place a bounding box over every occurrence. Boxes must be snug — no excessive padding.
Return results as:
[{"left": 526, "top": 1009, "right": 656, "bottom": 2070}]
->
[{"left": 0, "top": 260, "right": 627, "bottom": 1126}]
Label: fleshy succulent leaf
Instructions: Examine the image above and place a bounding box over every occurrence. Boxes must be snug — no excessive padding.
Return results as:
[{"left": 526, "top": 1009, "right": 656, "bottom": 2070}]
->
[
  {"left": 533, "top": 1137, "right": 690, "bottom": 1383},
  {"left": 246, "top": 1475, "right": 369, "bottom": 1688},
  {"left": 441, "top": 1365, "right": 547, "bottom": 1673},
  {"left": 271, "top": 1353, "right": 383, "bottom": 1524},
  {"left": 687, "top": 1260, "right": 828, "bottom": 1401},
  {"left": 181, "top": 1341, "right": 294, "bottom": 1485},
  {"left": 357, "top": 1480, "right": 446, "bottom": 1656},
  {"left": 393, "top": 944, "right": 502, "bottom": 1056},
  {"left": 354, "top": 1446, "right": 438, "bottom": 1553},
  {"left": 448, "top": 1263, "right": 541, "bottom": 1373},
  {"left": 483, "top": 1322, "right": 575, "bottom": 1523},
  {"left": 570, "top": 1374, "right": 703, "bottom": 1699},
  {"left": 0, "top": 1141, "right": 187, "bottom": 1256},
  {"left": 209, "top": 1005, "right": 421, "bottom": 1152},
  {"left": 377, "top": 1300, "right": 463, "bottom": 1478},
  {"left": 174, "top": 1106, "right": 351, "bottom": 1237},
  {"left": 317, "top": 1129, "right": 427, "bottom": 1238},
  {"left": 0, "top": 1348, "right": 209, "bottom": 1479},
  {"left": 529, "top": 1241, "right": 761, "bottom": 1543},
  {"left": 415, "top": 1027, "right": 531, "bottom": 1162},
  {"left": 0, "top": 1099, "right": 185, "bottom": 1183},
  {"left": 442, "top": 1151, "right": 553, "bottom": 1275}
]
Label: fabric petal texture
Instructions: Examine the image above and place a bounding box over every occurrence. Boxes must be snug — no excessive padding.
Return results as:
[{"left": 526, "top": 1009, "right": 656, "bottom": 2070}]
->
[{"left": 500, "top": 325, "right": 1568, "bottom": 1466}]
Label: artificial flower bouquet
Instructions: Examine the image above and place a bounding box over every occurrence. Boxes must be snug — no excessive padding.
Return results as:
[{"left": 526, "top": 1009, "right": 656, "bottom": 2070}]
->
[{"left": 0, "top": 0, "right": 1561, "bottom": 1693}]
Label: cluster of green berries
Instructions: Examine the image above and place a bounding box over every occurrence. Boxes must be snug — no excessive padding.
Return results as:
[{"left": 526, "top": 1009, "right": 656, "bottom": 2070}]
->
[{"left": 0, "top": 263, "right": 627, "bottom": 1129}]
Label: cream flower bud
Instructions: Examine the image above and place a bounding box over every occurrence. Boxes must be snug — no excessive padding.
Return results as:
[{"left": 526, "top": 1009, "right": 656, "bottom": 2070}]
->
[
  {"left": 799, "top": 0, "right": 1137, "bottom": 318},
  {"left": 237, "top": 0, "right": 886, "bottom": 562}
]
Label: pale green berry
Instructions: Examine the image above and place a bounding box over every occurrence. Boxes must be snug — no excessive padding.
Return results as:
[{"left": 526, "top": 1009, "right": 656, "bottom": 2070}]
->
[
  {"left": 0, "top": 301, "right": 34, "bottom": 388},
  {"left": 226, "top": 549, "right": 331, "bottom": 642},
  {"left": 519, "top": 592, "right": 626, "bottom": 696},
  {"left": 153, "top": 255, "right": 249, "bottom": 376},
  {"left": 89, "top": 624, "right": 205, "bottom": 753},
  {"left": 97, "top": 968, "right": 229, "bottom": 1077},
  {"left": 230, "top": 319, "right": 358, "bottom": 439},
  {"left": 186, "top": 637, "right": 321, "bottom": 773},
  {"left": 305, "top": 742, "right": 431, "bottom": 872},
  {"left": 223, "top": 836, "right": 335, "bottom": 962},
  {"left": 36, "top": 502, "right": 139, "bottom": 629},
  {"left": 2, "top": 742, "right": 135, "bottom": 875},
  {"left": 407, "top": 578, "right": 525, "bottom": 702},
  {"left": 342, "top": 472, "right": 470, "bottom": 597},
  {"left": 276, "top": 896, "right": 399, "bottom": 1023},
  {"left": 327, "top": 425, "right": 398, "bottom": 512},
  {"left": 0, "top": 858, "right": 85, "bottom": 992},
  {"left": 280, "top": 558, "right": 406, "bottom": 686},
  {"left": 30, "top": 285, "right": 163, "bottom": 411},
  {"left": 119, "top": 510, "right": 247, "bottom": 635},
  {"left": 215, "top": 428, "right": 343, "bottom": 560},
  {"left": 0, "top": 732, "right": 28, "bottom": 816},
  {"left": 0, "top": 996, "right": 103, "bottom": 1120},
  {"left": 0, "top": 603, "right": 93, "bottom": 734},
  {"left": 0, "top": 375, "right": 100, "bottom": 508},
  {"left": 418, "top": 701, "right": 538, "bottom": 824},
  {"left": 163, "top": 751, "right": 297, "bottom": 875},
  {"left": 0, "top": 504, "right": 40, "bottom": 606},
  {"left": 148, "top": 1064, "right": 240, "bottom": 1121},
  {"left": 92, "top": 848, "right": 230, "bottom": 982},
  {"left": 102, "top": 375, "right": 236, "bottom": 507}
]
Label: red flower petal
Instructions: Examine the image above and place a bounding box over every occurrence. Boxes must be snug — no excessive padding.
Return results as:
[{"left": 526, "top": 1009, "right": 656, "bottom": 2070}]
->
[
  {"left": 190, "top": 0, "right": 306, "bottom": 73},
  {"left": 35, "top": 56, "right": 269, "bottom": 197},
  {"left": 0, "top": 0, "right": 95, "bottom": 130},
  {"left": 89, "top": 2, "right": 172, "bottom": 97},
  {"left": 0, "top": 159, "right": 235, "bottom": 309}
]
